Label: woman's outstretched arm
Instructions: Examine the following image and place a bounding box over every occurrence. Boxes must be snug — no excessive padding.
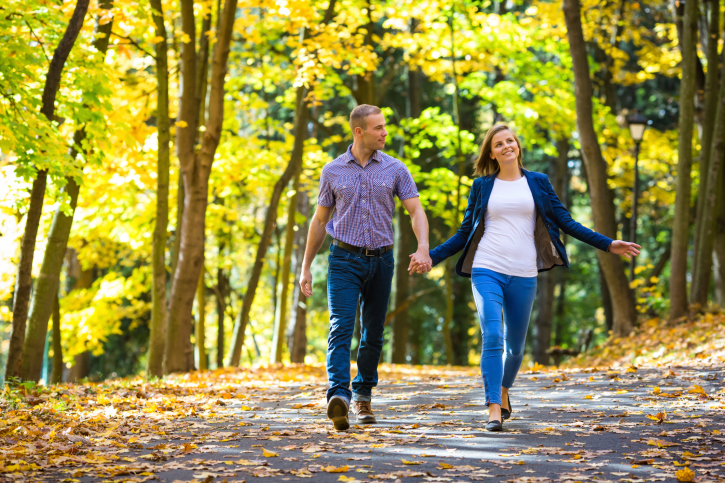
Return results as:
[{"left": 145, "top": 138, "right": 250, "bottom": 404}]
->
[{"left": 546, "top": 177, "right": 640, "bottom": 259}]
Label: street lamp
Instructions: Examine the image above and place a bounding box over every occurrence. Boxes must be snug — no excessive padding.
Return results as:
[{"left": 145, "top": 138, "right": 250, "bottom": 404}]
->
[{"left": 627, "top": 113, "right": 648, "bottom": 282}]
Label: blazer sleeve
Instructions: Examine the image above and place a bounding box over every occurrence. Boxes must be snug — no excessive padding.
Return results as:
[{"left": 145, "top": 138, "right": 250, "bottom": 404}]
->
[
  {"left": 430, "top": 179, "right": 478, "bottom": 266},
  {"left": 545, "top": 176, "right": 612, "bottom": 252}
]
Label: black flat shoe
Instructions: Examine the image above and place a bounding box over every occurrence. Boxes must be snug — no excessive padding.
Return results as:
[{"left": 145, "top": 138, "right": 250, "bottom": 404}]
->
[
  {"left": 485, "top": 420, "right": 503, "bottom": 432},
  {"left": 502, "top": 394, "right": 512, "bottom": 420}
]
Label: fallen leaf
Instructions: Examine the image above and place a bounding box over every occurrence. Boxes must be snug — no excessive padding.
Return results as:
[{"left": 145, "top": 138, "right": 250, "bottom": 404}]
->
[{"left": 675, "top": 467, "right": 695, "bottom": 482}]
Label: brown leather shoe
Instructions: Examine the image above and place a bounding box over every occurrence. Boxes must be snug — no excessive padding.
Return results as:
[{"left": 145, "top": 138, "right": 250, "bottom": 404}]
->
[
  {"left": 352, "top": 400, "right": 377, "bottom": 424},
  {"left": 327, "top": 396, "right": 350, "bottom": 431}
]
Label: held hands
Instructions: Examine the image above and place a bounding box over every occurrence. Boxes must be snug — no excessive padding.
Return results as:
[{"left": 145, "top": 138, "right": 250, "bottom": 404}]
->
[
  {"left": 608, "top": 240, "right": 641, "bottom": 260},
  {"left": 408, "top": 248, "right": 433, "bottom": 275}
]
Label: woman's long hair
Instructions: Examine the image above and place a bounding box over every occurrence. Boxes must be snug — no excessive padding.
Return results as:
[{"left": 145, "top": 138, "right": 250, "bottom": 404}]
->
[{"left": 473, "top": 124, "right": 524, "bottom": 177}]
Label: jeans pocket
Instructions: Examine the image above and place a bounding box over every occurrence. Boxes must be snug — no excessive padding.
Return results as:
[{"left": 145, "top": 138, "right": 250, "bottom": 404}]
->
[{"left": 381, "top": 252, "right": 395, "bottom": 268}]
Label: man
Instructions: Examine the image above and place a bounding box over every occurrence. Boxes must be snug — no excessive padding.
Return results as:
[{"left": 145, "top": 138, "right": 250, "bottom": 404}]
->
[{"left": 300, "top": 104, "right": 432, "bottom": 431}]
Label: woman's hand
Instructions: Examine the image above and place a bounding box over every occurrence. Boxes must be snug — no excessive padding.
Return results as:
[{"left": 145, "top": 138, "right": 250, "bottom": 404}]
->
[{"left": 608, "top": 240, "right": 641, "bottom": 260}]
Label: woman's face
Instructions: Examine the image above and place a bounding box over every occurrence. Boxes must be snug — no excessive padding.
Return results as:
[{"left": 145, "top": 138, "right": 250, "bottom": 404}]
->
[{"left": 489, "top": 130, "right": 520, "bottom": 166}]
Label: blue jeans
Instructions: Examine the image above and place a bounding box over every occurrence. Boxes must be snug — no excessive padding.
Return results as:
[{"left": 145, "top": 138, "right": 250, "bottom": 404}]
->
[
  {"left": 471, "top": 267, "right": 537, "bottom": 406},
  {"left": 326, "top": 244, "right": 394, "bottom": 403}
]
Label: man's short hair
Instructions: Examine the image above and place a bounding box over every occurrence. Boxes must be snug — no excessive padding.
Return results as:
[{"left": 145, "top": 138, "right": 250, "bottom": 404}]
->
[{"left": 349, "top": 104, "right": 382, "bottom": 132}]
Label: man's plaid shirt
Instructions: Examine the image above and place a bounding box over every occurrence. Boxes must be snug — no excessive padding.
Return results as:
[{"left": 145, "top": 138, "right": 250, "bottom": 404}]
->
[{"left": 317, "top": 145, "right": 419, "bottom": 249}]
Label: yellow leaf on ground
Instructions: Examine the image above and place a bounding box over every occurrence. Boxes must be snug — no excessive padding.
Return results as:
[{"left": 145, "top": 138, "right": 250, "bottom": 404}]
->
[
  {"left": 439, "top": 462, "right": 454, "bottom": 469},
  {"left": 402, "top": 460, "right": 423, "bottom": 465},
  {"left": 323, "top": 465, "right": 349, "bottom": 473},
  {"left": 675, "top": 467, "right": 695, "bottom": 482},
  {"left": 653, "top": 387, "right": 661, "bottom": 395},
  {"left": 262, "top": 448, "right": 278, "bottom": 457},
  {"left": 688, "top": 385, "right": 707, "bottom": 396}
]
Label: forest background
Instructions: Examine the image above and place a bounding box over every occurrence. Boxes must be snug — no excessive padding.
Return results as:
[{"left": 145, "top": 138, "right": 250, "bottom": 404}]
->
[{"left": 0, "top": 0, "right": 724, "bottom": 384}]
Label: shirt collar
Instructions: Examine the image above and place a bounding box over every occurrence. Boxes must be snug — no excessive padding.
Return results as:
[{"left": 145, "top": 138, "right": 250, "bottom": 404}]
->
[{"left": 345, "top": 145, "right": 382, "bottom": 165}]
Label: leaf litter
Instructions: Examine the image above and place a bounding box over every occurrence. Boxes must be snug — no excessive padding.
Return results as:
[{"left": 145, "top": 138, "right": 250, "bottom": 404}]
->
[{"left": 0, "top": 354, "right": 722, "bottom": 482}]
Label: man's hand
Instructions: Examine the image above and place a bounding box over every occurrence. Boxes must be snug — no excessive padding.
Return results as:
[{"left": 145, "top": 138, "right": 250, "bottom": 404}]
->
[
  {"left": 300, "top": 267, "right": 313, "bottom": 297},
  {"left": 608, "top": 240, "right": 641, "bottom": 260},
  {"left": 408, "top": 248, "right": 432, "bottom": 274}
]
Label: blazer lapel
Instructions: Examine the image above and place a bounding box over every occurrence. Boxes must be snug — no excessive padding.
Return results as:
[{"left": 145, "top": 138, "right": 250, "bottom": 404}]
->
[
  {"left": 471, "top": 173, "right": 496, "bottom": 234},
  {"left": 523, "top": 169, "right": 546, "bottom": 219}
]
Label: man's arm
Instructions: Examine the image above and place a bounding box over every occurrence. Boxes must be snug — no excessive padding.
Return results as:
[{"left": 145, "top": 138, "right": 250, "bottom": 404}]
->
[
  {"left": 299, "top": 205, "right": 333, "bottom": 297},
  {"left": 401, "top": 196, "right": 432, "bottom": 274}
]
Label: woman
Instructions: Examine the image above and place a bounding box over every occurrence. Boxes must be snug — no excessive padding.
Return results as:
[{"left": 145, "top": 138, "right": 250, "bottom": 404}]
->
[{"left": 412, "top": 125, "right": 640, "bottom": 431}]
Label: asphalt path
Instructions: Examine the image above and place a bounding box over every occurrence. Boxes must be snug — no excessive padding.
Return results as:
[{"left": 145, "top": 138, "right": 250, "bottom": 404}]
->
[{"left": 45, "top": 365, "right": 724, "bottom": 483}]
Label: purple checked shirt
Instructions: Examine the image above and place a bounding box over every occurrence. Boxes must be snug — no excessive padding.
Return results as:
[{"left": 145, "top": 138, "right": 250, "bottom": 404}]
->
[{"left": 317, "top": 145, "right": 419, "bottom": 249}]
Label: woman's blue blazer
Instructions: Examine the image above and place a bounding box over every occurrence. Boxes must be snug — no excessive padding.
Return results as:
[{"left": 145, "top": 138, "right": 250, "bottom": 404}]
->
[{"left": 429, "top": 169, "right": 613, "bottom": 277}]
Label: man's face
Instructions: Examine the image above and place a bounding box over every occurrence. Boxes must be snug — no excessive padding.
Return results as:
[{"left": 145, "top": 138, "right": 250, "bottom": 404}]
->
[{"left": 357, "top": 113, "right": 387, "bottom": 150}]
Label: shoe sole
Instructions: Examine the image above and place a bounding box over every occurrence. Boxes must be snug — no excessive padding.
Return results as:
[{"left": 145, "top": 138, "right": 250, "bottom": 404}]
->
[
  {"left": 327, "top": 398, "right": 349, "bottom": 431},
  {"left": 355, "top": 415, "right": 377, "bottom": 424}
]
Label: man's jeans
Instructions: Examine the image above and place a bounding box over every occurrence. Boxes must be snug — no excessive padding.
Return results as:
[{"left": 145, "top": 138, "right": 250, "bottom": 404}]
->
[
  {"left": 326, "top": 244, "right": 394, "bottom": 403},
  {"left": 471, "top": 267, "right": 537, "bottom": 406}
]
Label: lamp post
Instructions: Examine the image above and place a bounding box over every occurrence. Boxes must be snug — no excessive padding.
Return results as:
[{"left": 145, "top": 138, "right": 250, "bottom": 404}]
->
[{"left": 627, "top": 113, "right": 648, "bottom": 282}]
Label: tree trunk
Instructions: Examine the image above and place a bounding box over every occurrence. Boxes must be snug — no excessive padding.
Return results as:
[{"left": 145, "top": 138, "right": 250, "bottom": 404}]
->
[
  {"left": 64, "top": 256, "right": 95, "bottom": 383},
  {"left": 67, "top": 351, "right": 90, "bottom": 383},
  {"left": 391, "top": 204, "right": 415, "bottom": 363},
  {"left": 50, "top": 292, "right": 63, "bottom": 384},
  {"left": 670, "top": 0, "right": 699, "bottom": 320},
  {"left": 227, "top": 86, "right": 308, "bottom": 367},
  {"left": 196, "top": 266, "right": 207, "bottom": 371},
  {"left": 288, "top": 184, "right": 310, "bottom": 363},
  {"left": 391, "top": 56, "right": 422, "bottom": 365},
  {"left": 692, "top": 0, "right": 721, "bottom": 284},
  {"left": 691, "top": 4, "right": 724, "bottom": 307},
  {"left": 714, "top": 165, "right": 725, "bottom": 305},
  {"left": 215, "top": 241, "right": 228, "bottom": 369},
  {"left": 19, "top": 3, "right": 113, "bottom": 382},
  {"left": 441, "top": 11, "right": 467, "bottom": 364},
  {"left": 170, "top": 174, "right": 184, "bottom": 279},
  {"left": 353, "top": 0, "right": 375, "bottom": 105},
  {"left": 5, "top": 0, "right": 91, "bottom": 382},
  {"left": 533, "top": 138, "right": 569, "bottom": 364},
  {"left": 165, "top": 0, "right": 238, "bottom": 373},
  {"left": 226, "top": 0, "right": 336, "bottom": 366},
  {"left": 147, "top": 0, "right": 170, "bottom": 378},
  {"left": 562, "top": 0, "right": 637, "bottom": 336},
  {"left": 272, "top": 172, "right": 302, "bottom": 363}
]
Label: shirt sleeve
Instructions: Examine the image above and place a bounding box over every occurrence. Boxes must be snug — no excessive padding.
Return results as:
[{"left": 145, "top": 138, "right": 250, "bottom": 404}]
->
[
  {"left": 317, "top": 167, "right": 335, "bottom": 207},
  {"left": 395, "top": 164, "right": 419, "bottom": 200}
]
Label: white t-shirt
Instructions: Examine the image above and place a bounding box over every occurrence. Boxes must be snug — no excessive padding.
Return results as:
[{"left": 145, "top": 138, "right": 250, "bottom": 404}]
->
[{"left": 472, "top": 176, "right": 538, "bottom": 277}]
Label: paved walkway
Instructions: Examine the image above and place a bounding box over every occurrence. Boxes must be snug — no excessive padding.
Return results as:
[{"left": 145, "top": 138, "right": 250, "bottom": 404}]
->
[{"left": 17, "top": 365, "right": 725, "bottom": 482}]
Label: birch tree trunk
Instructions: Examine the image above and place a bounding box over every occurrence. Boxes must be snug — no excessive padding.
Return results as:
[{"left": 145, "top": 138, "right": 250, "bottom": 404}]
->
[
  {"left": 19, "top": 2, "right": 113, "bottom": 382},
  {"left": 147, "top": 0, "right": 170, "bottom": 378},
  {"left": 669, "top": 0, "right": 699, "bottom": 319},
  {"left": 164, "top": 0, "right": 238, "bottom": 373},
  {"left": 5, "top": 0, "right": 91, "bottom": 382},
  {"left": 562, "top": 0, "right": 637, "bottom": 336}
]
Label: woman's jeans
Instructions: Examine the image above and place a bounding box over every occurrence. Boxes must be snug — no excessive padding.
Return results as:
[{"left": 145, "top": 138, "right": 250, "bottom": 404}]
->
[
  {"left": 326, "top": 244, "right": 395, "bottom": 404},
  {"left": 471, "top": 267, "right": 537, "bottom": 406}
]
